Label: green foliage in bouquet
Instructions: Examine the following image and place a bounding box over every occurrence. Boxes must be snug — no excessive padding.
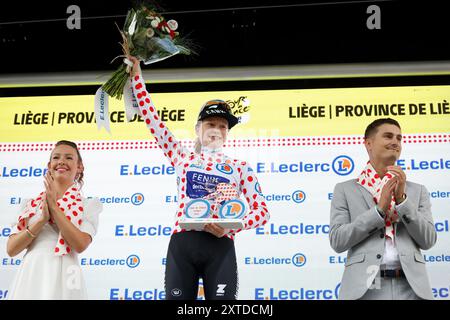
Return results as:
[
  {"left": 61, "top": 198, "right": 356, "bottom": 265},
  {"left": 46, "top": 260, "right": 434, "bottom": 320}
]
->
[{"left": 102, "top": 4, "right": 193, "bottom": 100}]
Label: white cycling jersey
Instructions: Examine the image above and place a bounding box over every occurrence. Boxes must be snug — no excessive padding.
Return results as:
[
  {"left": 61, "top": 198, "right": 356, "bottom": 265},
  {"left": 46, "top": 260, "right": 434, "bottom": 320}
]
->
[{"left": 131, "top": 74, "right": 270, "bottom": 240}]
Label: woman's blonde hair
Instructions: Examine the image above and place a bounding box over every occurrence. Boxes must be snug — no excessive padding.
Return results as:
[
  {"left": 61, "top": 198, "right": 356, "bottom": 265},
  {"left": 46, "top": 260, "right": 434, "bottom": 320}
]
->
[{"left": 194, "top": 100, "right": 230, "bottom": 154}]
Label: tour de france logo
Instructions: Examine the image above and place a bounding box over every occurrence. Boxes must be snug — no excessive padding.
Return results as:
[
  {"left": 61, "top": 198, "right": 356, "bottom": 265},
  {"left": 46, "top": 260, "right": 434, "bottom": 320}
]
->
[
  {"left": 216, "top": 163, "right": 234, "bottom": 175},
  {"left": 185, "top": 199, "right": 211, "bottom": 219},
  {"left": 218, "top": 199, "right": 246, "bottom": 219}
]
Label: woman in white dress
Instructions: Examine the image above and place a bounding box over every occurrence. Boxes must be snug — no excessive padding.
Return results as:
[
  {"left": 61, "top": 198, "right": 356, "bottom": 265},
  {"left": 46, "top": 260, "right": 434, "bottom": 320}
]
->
[{"left": 6, "top": 140, "right": 102, "bottom": 299}]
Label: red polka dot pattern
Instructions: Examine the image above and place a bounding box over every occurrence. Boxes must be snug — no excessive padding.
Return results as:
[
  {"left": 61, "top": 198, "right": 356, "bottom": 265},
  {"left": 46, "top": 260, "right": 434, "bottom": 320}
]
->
[
  {"left": 0, "top": 133, "right": 447, "bottom": 153},
  {"left": 357, "top": 162, "right": 400, "bottom": 240},
  {"left": 129, "top": 74, "right": 270, "bottom": 239},
  {"left": 13, "top": 185, "right": 84, "bottom": 256}
]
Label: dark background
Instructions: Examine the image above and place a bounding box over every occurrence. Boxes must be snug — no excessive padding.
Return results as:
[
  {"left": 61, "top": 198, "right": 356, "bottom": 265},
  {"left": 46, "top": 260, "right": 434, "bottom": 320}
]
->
[{"left": 1, "top": 0, "right": 449, "bottom": 74}]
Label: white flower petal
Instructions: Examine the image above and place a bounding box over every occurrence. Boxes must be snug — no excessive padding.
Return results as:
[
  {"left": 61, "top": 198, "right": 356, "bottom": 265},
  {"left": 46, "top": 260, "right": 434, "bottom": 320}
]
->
[
  {"left": 128, "top": 13, "right": 137, "bottom": 35},
  {"left": 167, "top": 20, "right": 178, "bottom": 31},
  {"left": 146, "top": 28, "right": 155, "bottom": 38},
  {"left": 151, "top": 20, "right": 159, "bottom": 28}
]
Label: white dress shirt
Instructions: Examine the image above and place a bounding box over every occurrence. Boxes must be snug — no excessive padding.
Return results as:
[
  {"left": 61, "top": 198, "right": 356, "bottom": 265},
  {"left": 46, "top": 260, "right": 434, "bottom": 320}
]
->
[{"left": 375, "top": 196, "right": 408, "bottom": 270}]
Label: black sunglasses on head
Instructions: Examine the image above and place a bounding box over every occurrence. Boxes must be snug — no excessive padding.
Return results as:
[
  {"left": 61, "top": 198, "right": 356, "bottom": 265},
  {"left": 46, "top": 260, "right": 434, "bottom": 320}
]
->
[{"left": 205, "top": 101, "right": 231, "bottom": 112}]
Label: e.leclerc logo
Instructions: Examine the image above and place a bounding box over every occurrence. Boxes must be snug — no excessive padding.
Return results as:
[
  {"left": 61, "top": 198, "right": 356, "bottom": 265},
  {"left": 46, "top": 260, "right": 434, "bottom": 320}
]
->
[
  {"left": 0, "top": 289, "right": 8, "bottom": 300},
  {"left": 262, "top": 190, "right": 306, "bottom": 204},
  {"left": 256, "top": 223, "right": 330, "bottom": 236},
  {"left": 126, "top": 255, "right": 140, "bottom": 268},
  {"left": 256, "top": 155, "right": 354, "bottom": 176},
  {"left": 110, "top": 288, "right": 165, "bottom": 300},
  {"left": 255, "top": 283, "right": 341, "bottom": 300},
  {"left": 433, "top": 285, "right": 450, "bottom": 299},
  {"left": 0, "top": 166, "right": 48, "bottom": 178},
  {"left": 331, "top": 155, "right": 354, "bottom": 176},
  {"left": 255, "top": 182, "right": 263, "bottom": 195},
  {"left": 120, "top": 164, "right": 175, "bottom": 176},
  {"left": 98, "top": 193, "right": 144, "bottom": 205},
  {"left": 397, "top": 158, "right": 450, "bottom": 171},
  {"left": 115, "top": 224, "right": 172, "bottom": 237},
  {"left": 291, "top": 190, "right": 306, "bottom": 203},
  {"left": 292, "top": 253, "right": 307, "bottom": 267},
  {"left": 245, "top": 253, "right": 307, "bottom": 268},
  {"left": 130, "top": 193, "right": 144, "bottom": 205},
  {"left": 81, "top": 254, "right": 141, "bottom": 268}
]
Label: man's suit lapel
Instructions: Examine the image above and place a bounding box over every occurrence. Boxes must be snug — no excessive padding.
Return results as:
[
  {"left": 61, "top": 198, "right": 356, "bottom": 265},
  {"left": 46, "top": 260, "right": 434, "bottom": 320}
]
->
[{"left": 356, "top": 182, "right": 375, "bottom": 209}]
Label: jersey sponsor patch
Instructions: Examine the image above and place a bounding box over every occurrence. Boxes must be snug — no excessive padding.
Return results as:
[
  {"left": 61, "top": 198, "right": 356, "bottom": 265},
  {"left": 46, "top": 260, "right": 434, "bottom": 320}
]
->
[
  {"left": 216, "top": 163, "right": 234, "bottom": 174},
  {"left": 186, "top": 171, "right": 230, "bottom": 199}
]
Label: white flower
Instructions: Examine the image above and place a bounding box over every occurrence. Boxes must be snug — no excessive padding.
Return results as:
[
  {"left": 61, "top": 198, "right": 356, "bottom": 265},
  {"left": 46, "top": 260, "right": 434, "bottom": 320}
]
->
[
  {"left": 128, "top": 13, "right": 137, "bottom": 35},
  {"left": 167, "top": 20, "right": 178, "bottom": 31},
  {"left": 151, "top": 19, "right": 159, "bottom": 28},
  {"left": 146, "top": 28, "right": 155, "bottom": 38}
]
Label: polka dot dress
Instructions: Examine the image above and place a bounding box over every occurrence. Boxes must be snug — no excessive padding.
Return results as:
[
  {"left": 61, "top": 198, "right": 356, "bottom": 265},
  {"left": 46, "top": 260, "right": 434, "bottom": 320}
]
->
[{"left": 8, "top": 194, "right": 102, "bottom": 299}]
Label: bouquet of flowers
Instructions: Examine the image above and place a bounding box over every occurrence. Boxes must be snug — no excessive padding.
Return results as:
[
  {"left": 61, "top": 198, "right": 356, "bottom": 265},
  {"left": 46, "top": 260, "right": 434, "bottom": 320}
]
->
[{"left": 101, "top": 4, "right": 192, "bottom": 100}]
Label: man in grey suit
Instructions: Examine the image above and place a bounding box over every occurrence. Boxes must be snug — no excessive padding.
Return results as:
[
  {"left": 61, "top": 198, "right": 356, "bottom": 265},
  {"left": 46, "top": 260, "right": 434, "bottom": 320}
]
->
[{"left": 329, "top": 118, "right": 437, "bottom": 300}]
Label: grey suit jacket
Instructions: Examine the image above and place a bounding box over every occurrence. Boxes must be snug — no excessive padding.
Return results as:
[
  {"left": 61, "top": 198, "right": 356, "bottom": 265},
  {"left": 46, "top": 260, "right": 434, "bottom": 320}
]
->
[{"left": 329, "top": 179, "right": 437, "bottom": 300}]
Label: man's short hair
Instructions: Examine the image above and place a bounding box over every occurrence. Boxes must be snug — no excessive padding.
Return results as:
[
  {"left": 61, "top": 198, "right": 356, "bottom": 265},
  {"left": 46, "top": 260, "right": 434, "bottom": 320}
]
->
[{"left": 364, "top": 118, "right": 401, "bottom": 139}]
